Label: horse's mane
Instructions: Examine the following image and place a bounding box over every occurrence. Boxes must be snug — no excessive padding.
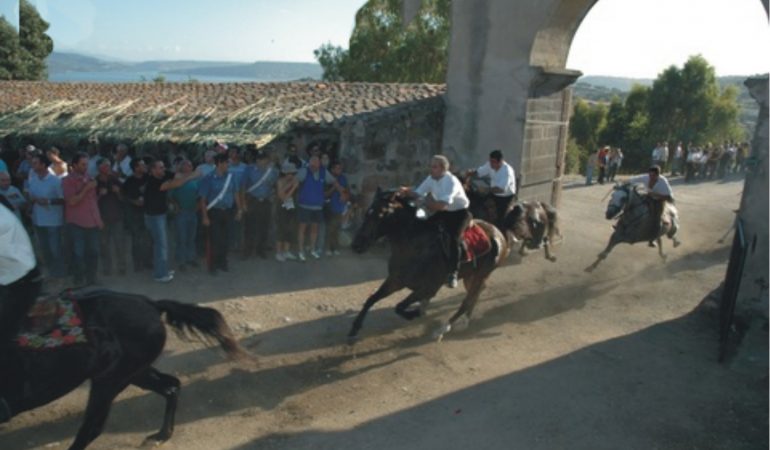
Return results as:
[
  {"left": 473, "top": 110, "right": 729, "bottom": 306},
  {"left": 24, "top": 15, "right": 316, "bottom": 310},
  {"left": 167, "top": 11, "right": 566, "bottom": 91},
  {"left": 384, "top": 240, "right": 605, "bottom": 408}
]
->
[{"left": 374, "top": 189, "right": 438, "bottom": 237}]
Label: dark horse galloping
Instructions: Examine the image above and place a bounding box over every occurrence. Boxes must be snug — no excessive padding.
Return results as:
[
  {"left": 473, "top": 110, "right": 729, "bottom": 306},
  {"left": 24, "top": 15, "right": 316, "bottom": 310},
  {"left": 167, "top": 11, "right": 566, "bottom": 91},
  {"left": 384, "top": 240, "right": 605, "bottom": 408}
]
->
[
  {"left": 349, "top": 189, "right": 509, "bottom": 342},
  {"left": 1, "top": 289, "right": 248, "bottom": 450}
]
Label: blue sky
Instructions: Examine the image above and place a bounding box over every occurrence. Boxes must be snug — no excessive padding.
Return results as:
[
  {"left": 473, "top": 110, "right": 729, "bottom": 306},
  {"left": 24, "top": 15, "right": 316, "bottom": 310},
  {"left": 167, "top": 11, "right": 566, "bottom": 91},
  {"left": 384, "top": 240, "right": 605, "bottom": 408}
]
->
[{"left": 0, "top": 0, "right": 768, "bottom": 77}]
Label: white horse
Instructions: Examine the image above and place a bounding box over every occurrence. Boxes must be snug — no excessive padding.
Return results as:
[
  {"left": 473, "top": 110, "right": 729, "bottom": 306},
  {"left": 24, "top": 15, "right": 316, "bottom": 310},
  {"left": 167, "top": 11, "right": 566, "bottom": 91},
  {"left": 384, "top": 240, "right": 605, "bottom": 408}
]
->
[{"left": 585, "top": 183, "right": 681, "bottom": 272}]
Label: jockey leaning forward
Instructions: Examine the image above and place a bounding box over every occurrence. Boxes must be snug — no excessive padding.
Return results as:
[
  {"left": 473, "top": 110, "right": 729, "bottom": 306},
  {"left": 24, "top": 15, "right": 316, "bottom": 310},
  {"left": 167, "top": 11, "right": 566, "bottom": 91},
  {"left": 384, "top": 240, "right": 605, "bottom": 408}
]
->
[
  {"left": 0, "top": 199, "right": 42, "bottom": 422},
  {"left": 627, "top": 165, "right": 674, "bottom": 247},
  {"left": 466, "top": 149, "right": 517, "bottom": 229},
  {"left": 399, "top": 155, "right": 471, "bottom": 289}
]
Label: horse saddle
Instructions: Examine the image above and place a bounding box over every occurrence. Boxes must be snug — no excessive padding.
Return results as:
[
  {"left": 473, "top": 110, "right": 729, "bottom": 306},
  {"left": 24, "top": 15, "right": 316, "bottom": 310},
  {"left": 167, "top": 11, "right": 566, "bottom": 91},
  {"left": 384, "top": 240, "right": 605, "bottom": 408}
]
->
[
  {"left": 461, "top": 223, "right": 492, "bottom": 262},
  {"left": 16, "top": 291, "right": 88, "bottom": 350}
]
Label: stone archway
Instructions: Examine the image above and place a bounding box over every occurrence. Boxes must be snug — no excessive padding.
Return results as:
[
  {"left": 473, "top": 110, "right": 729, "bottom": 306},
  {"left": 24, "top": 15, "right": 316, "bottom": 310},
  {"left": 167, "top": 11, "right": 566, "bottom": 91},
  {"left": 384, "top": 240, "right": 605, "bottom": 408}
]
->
[
  {"left": 404, "top": 0, "right": 768, "bottom": 206},
  {"left": 404, "top": 0, "right": 769, "bottom": 338}
]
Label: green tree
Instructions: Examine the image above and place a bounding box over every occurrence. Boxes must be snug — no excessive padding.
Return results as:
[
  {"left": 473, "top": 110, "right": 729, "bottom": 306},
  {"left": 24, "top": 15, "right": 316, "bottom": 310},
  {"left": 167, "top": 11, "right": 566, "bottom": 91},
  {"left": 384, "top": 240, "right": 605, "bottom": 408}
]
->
[
  {"left": 314, "top": 0, "right": 451, "bottom": 82},
  {"left": 567, "top": 99, "right": 608, "bottom": 173},
  {"left": 599, "top": 96, "right": 626, "bottom": 147},
  {"left": 18, "top": 0, "right": 53, "bottom": 80},
  {"left": 0, "top": 16, "right": 22, "bottom": 80}
]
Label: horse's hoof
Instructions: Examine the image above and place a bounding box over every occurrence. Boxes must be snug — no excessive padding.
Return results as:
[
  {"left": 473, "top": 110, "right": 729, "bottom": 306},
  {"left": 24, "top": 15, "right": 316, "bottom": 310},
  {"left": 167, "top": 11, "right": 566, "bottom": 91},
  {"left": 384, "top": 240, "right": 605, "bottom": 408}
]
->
[
  {"left": 584, "top": 266, "right": 594, "bottom": 273},
  {"left": 454, "top": 316, "right": 470, "bottom": 332},
  {"left": 433, "top": 323, "right": 452, "bottom": 341},
  {"left": 673, "top": 240, "right": 682, "bottom": 248},
  {"left": 346, "top": 335, "right": 359, "bottom": 346},
  {"left": 547, "top": 256, "right": 557, "bottom": 262},
  {"left": 142, "top": 432, "right": 171, "bottom": 447}
]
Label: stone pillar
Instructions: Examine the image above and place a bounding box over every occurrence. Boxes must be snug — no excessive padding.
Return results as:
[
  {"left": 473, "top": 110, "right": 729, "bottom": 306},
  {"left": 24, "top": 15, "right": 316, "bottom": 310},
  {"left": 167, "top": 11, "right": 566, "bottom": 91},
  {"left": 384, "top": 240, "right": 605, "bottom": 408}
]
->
[
  {"left": 735, "top": 75, "right": 769, "bottom": 318},
  {"left": 440, "top": 0, "right": 586, "bottom": 202}
]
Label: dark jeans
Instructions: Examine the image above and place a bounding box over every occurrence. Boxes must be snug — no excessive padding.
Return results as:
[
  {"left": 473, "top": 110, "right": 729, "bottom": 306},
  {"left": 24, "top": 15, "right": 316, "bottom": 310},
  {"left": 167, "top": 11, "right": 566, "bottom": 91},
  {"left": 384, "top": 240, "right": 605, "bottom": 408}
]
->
[
  {"left": 325, "top": 211, "right": 344, "bottom": 252},
  {"left": 491, "top": 194, "right": 515, "bottom": 230},
  {"left": 144, "top": 214, "right": 170, "bottom": 279},
  {"left": 67, "top": 224, "right": 99, "bottom": 285},
  {"left": 208, "top": 208, "right": 232, "bottom": 271},
  {"left": 597, "top": 166, "right": 607, "bottom": 184},
  {"left": 243, "top": 197, "right": 272, "bottom": 257},
  {"left": 0, "top": 267, "right": 42, "bottom": 344},
  {"left": 174, "top": 209, "right": 198, "bottom": 265},
  {"left": 428, "top": 209, "right": 472, "bottom": 273},
  {"left": 34, "top": 225, "right": 64, "bottom": 278},
  {"left": 99, "top": 220, "right": 126, "bottom": 275},
  {"left": 126, "top": 208, "right": 152, "bottom": 271}
]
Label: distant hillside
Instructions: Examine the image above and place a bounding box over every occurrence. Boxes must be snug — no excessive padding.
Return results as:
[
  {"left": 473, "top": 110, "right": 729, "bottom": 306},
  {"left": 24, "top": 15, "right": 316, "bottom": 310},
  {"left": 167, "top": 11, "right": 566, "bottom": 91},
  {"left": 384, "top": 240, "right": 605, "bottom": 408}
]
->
[
  {"left": 47, "top": 51, "right": 128, "bottom": 73},
  {"left": 165, "top": 61, "right": 323, "bottom": 81},
  {"left": 45, "top": 51, "right": 322, "bottom": 82}
]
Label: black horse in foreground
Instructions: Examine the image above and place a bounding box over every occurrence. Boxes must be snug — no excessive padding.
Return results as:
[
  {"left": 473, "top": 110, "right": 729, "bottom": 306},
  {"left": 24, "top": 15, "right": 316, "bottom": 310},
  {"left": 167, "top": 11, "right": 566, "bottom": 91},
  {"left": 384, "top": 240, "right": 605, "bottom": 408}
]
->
[
  {"left": 349, "top": 189, "right": 510, "bottom": 342},
  {"left": 1, "top": 288, "right": 249, "bottom": 450}
]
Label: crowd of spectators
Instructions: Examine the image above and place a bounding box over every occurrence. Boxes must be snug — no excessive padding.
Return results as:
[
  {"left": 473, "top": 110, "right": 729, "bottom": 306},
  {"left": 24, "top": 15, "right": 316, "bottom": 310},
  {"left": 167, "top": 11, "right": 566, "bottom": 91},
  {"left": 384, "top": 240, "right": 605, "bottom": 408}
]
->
[
  {"left": 584, "top": 140, "right": 748, "bottom": 185},
  {"left": 0, "top": 141, "right": 353, "bottom": 285}
]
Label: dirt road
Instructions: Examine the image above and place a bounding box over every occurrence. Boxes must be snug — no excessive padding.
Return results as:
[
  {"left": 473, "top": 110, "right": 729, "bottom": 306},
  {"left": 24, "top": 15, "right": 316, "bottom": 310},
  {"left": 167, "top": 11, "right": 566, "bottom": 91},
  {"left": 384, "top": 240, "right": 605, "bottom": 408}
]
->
[{"left": 1, "top": 175, "right": 766, "bottom": 450}]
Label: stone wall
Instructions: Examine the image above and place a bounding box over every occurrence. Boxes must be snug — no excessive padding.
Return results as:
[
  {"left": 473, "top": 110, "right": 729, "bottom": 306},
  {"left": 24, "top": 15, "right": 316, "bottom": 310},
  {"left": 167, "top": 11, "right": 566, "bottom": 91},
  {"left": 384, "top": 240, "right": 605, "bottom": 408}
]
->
[
  {"left": 519, "top": 89, "right": 572, "bottom": 205},
  {"left": 735, "top": 75, "right": 769, "bottom": 320},
  {"left": 337, "top": 102, "right": 445, "bottom": 204}
]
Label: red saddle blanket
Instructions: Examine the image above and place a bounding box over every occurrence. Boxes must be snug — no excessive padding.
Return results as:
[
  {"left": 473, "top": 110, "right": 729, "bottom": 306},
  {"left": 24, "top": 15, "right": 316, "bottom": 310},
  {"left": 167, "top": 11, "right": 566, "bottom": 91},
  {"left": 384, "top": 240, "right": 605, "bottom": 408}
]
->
[
  {"left": 16, "top": 293, "right": 88, "bottom": 350},
  {"left": 462, "top": 224, "right": 492, "bottom": 262}
]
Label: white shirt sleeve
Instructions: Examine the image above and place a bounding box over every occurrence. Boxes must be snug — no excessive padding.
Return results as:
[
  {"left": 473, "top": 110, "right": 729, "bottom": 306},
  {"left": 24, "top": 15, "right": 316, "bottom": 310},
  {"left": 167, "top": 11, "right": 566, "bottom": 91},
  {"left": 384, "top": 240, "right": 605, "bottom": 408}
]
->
[
  {"left": 414, "top": 176, "right": 432, "bottom": 197},
  {"left": 476, "top": 162, "right": 491, "bottom": 178},
  {"left": 651, "top": 177, "right": 673, "bottom": 198},
  {"left": 0, "top": 205, "right": 36, "bottom": 285}
]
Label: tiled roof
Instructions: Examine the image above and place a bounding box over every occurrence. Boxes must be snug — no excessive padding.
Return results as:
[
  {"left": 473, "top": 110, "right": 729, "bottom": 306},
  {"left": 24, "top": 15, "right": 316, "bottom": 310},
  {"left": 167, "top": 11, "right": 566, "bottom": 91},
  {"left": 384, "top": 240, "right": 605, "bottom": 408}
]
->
[{"left": 0, "top": 81, "right": 445, "bottom": 145}]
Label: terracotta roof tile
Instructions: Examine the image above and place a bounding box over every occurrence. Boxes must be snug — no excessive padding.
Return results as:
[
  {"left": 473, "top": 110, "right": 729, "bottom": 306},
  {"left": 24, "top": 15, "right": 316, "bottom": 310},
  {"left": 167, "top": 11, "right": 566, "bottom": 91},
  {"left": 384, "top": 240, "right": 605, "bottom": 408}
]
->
[{"left": 0, "top": 81, "right": 445, "bottom": 145}]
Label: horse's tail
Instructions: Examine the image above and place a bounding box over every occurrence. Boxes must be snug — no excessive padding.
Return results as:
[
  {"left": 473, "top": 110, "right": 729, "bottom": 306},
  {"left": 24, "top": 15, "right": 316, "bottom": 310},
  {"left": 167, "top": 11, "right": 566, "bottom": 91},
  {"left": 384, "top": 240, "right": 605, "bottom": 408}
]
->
[{"left": 153, "top": 300, "right": 253, "bottom": 361}]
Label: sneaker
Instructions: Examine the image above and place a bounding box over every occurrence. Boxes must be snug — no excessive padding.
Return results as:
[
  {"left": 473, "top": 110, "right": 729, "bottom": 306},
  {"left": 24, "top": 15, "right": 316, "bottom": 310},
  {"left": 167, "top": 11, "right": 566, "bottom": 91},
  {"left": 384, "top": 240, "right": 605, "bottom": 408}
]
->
[
  {"left": 284, "top": 252, "right": 298, "bottom": 261},
  {"left": 325, "top": 250, "right": 334, "bottom": 256},
  {"left": 298, "top": 251, "right": 307, "bottom": 262},
  {"left": 275, "top": 252, "right": 286, "bottom": 262},
  {"left": 446, "top": 273, "right": 459, "bottom": 289},
  {"left": 310, "top": 250, "right": 322, "bottom": 259},
  {"left": 332, "top": 250, "right": 341, "bottom": 256},
  {"left": 154, "top": 273, "right": 174, "bottom": 283}
]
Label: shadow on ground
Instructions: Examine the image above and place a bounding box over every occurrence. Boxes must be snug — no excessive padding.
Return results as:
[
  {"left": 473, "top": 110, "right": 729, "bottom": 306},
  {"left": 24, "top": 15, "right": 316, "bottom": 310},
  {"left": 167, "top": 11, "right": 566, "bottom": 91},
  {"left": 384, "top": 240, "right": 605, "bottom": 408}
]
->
[{"left": 231, "top": 306, "right": 768, "bottom": 450}]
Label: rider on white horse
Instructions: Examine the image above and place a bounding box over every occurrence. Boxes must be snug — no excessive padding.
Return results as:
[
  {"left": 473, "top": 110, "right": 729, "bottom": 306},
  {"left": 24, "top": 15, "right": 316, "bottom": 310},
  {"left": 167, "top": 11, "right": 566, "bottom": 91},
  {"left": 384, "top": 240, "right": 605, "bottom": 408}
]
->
[{"left": 627, "top": 165, "right": 674, "bottom": 247}]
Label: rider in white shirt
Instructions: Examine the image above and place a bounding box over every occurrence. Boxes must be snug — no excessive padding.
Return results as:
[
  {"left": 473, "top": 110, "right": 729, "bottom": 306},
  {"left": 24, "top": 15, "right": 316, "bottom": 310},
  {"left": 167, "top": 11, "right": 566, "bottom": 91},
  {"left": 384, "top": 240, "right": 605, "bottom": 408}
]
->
[
  {"left": 628, "top": 165, "right": 674, "bottom": 246},
  {"left": 400, "top": 155, "right": 470, "bottom": 289},
  {"left": 467, "top": 149, "right": 517, "bottom": 229},
  {"left": 0, "top": 200, "right": 42, "bottom": 422}
]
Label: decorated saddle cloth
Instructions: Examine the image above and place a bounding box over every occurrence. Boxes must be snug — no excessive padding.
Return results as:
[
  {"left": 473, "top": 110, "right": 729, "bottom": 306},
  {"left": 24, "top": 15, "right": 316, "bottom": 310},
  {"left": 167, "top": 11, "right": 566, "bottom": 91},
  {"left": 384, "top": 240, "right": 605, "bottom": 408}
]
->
[
  {"left": 462, "top": 223, "right": 492, "bottom": 262},
  {"left": 16, "top": 292, "right": 88, "bottom": 350}
]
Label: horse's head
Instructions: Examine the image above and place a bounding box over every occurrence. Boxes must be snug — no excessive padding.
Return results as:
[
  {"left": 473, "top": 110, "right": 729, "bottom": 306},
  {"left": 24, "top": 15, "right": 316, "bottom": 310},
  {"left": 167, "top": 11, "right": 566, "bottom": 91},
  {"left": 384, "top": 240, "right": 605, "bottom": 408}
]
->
[
  {"left": 502, "top": 201, "right": 548, "bottom": 244},
  {"left": 606, "top": 183, "right": 630, "bottom": 220},
  {"left": 351, "top": 188, "right": 410, "bottom": 253}
]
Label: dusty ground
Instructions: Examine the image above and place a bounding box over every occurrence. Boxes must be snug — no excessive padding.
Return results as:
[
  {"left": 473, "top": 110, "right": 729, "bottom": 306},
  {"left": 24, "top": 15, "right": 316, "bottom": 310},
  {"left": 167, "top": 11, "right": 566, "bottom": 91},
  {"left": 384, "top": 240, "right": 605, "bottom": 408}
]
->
[{"left": 1, "top": 174, "right": 767, "bottom": 450}]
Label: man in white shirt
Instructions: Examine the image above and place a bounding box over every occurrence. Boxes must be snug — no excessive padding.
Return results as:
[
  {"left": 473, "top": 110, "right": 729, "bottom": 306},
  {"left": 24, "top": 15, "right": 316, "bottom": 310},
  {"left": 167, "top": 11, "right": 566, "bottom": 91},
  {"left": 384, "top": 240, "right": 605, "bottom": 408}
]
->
[
  {"left": 1, "top": 201, "right": 42, "bottom": 423},
  {"left": 400, "top": 155, "right": 470, "bottom": 288},
  {"left": 467, "top": 149, "right": 517, "bottom": 228},
  {"left": 628, "top": 165, "right": 674, "bottom": 247},
  {"left": 112, "top": 143, "right": 133, "bottom": 183}
]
